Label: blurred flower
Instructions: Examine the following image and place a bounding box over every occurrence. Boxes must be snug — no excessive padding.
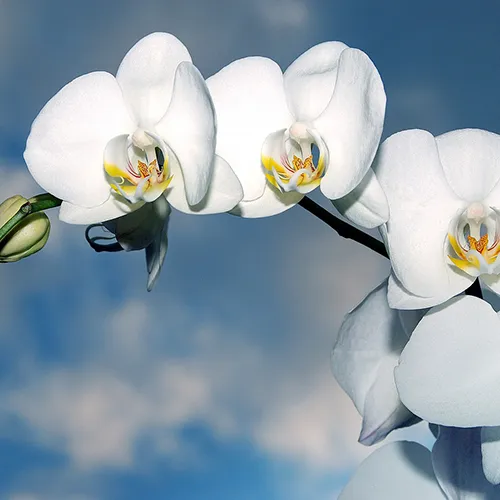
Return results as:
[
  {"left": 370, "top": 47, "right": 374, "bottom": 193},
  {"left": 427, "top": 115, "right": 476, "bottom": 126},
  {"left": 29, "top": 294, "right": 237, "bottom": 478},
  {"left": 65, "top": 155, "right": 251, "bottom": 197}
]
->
[
  {"left": 332, "top": 280, "right": 422, "bottom": 446},
  {"left": 339, "top": 428, "right": 500, "bottom": 499},
  {"left": 375, "top": 128, "right": 500, "bottom": 309},
  {"left": 24, "top": 31, "right": 242, "bottom": 223},
  {"left": 395, "top": 294, "right": 500, "bottom": 485},
  {"left": 0, "top": 195, "right": 50, "bottom": 262},
  {"left": 207, "top": 42, "right": 387, "bottom": 227},
  {"left": 334, "top": 283, "right": 500, "bottom": 485}
]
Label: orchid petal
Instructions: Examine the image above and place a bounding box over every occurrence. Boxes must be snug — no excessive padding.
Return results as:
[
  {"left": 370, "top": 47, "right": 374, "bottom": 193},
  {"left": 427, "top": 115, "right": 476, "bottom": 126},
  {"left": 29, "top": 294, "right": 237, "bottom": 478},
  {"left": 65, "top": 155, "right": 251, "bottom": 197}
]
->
[
  {"left": 104, "top": 195, "right": 170, "bottom": 252},
  {"left": 332, "top": 281, "right": 420, "bottom": 446},
  {"left": 116, "top": 32, "right": 191, "bottom": 128},
  {"left": 230, "top": 183, "right": 302, "bottom": 218},
  {"left": 436, "top": 129, "right": 500, "bottom": 203},
  {"left": 480, "top": 274, "right": 500, "bottom": 295},
  {"left": 207, "top": 57, "right": 292, "bottom": 201},
  {"left": 332, "top": 169, "right": 389, "bottom": 228},
  {"left": 145, "top": 198, "right": 171, "bottom": 292},
  {"left": 339, "top": 441, "right": 446, "bottom": 500},
  {"left": 429, "top": 424, "right": 440, "bottom": 439},
  {"left": 482, "top": 426, "right": 500, "bottom": 486},
  {"left": 167, "top": 156, "right": 243, "bottom": 214},
  {"left": 156, "top": 62, "right": 216, "bottom": 206},
  {"left": 375, "top": 129, "right": 469, "bottom": 300},
  {"left": 24, "top": 72, "right": 134, "bottom": 208},
  {"left": 387, "top": 272, "right": 471, "bottom": 310},
  {"left": 283, "top": 41, "right": 348, "bottom": 122},
  {"left": 59, "top": 197, "right": 142, "bottom": 225},
  {"left": 315, "top": 48, "right": 386, "bottom": 199},
  {"left": 433, "top": 426, "right": 499, "bottom": 499},
  {"left": 396, "top": 296, "right": 500, "bottom": 427}
]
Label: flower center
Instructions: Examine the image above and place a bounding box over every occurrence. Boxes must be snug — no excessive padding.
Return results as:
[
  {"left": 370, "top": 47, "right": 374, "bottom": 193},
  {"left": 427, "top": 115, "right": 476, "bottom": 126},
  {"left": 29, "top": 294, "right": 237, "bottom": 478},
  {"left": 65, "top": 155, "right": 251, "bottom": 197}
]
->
[
  {"left": 262, "top": 122, "right": 327, "bottom": 195},
  {"left": 104, "top": 129, "right": 173, "bottom": 204},
  {"left": 447, "top": 202, "right": 500, "bottom": 277}
]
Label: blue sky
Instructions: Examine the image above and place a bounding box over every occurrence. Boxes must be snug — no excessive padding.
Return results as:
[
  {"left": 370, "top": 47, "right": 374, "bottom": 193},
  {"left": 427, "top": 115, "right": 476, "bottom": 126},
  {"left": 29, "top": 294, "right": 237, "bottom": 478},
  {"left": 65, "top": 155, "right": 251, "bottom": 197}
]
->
[{"left": 0, "top": 0, "right": 499, "bottom": 498}]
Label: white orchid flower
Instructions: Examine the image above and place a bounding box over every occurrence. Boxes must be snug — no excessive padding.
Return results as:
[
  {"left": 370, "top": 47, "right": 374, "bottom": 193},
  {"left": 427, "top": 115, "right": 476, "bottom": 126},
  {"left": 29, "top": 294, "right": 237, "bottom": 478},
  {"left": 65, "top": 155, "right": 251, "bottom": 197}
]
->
[
  {"left": 395, "top": 294, "right": 500, "bottom": 485},
  {"left": 339, "top": 428, "right": 500, "bottom": 499},
  {"left": 332, "top": 280, "right": 422, "bottom": 446},
  {"left": 375, "top": 128, "right": 500, "bottom": 309},
  {"left": 25, "top": 32, "right": 242, "bottom": 223},
  {"left": 335, "top": 284, "right": 500, "bottom": 486},
  {"left": 24, "top": 32, "right": 243, "bottom": 288},
  {"left": 206, "top": 42, "right": 388, "bottom": 227}
]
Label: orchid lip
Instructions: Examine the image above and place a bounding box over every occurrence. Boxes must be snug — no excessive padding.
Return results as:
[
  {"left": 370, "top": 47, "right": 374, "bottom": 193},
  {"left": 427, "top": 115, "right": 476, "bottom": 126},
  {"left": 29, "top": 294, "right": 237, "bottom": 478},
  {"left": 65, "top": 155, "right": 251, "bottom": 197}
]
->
[
  {"left": 447, "top": 203, "right": 500, "bottom": 277},
  {"left": 261, "top": 123, "right": 328, "bottom": 195},
  {"left": 103, "top": 129, "right": 173, "bottom": 204}
]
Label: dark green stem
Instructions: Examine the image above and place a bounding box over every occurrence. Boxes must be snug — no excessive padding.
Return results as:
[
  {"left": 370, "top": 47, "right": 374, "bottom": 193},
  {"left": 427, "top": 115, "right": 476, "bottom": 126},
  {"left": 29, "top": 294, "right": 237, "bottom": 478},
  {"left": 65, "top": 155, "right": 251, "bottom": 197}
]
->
[
  {"left": 298, "top": 196, "right": 389, "bottom": 259},
  {"left": 0, "top": 193, "right": 61, "bottom": 244}
]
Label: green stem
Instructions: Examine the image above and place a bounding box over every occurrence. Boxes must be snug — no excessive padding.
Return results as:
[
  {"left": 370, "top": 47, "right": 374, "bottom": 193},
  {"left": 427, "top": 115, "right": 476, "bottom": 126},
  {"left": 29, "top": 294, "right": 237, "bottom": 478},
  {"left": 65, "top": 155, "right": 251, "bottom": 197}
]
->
[
  {"left": 0, "top": 193, "right": 61, "bottom": 244},
  {"left": 28, "top": 193, "right": 63, "bottom": 213}
]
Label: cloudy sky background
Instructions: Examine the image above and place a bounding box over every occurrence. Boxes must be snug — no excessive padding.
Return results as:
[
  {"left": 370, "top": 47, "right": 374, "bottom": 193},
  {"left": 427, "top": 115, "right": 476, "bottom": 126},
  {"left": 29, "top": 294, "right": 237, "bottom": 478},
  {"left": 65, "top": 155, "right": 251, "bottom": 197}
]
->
[{"left": 0, "top": 0, "right": 499, "bottom": 498}]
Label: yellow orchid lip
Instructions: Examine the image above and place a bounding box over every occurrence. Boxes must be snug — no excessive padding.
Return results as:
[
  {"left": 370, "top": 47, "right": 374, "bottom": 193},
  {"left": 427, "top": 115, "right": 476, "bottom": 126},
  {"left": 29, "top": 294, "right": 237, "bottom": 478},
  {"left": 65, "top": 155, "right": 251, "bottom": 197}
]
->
[
  {"left": 447, "top": 204, "right": 500, "bottom": 276},
  {"left": 104, "top": 131, "right": 173, "bottom": 204},
  {"left": 262, "top": 153, "right": 325, "bottom": 193},
  {"left": 262, "top": 124, "right": 327, "bottom": 195}
]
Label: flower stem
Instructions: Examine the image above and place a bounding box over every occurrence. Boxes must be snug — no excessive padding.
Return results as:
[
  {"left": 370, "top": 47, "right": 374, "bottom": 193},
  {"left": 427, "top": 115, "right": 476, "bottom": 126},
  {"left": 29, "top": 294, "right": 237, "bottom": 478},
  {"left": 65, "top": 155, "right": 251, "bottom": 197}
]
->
[
  {"left": 28, "top": 193, "right": 63, "bottom": 213},
  {"left": 0, "top": 193, "right": 61, "bottom": 244},
  {"left": 298, "top": 196, "right": 388, "bottom": 259},
  {"left": 464, "top": 279, "right": 483, "bottom": 300}
]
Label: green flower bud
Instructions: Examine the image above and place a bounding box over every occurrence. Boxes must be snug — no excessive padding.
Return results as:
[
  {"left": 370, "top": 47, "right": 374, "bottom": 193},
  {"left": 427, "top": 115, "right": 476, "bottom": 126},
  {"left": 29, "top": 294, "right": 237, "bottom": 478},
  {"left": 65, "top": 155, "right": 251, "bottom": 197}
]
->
[{"left": 0, "top": 195, "right": 50, "bottom": 262}]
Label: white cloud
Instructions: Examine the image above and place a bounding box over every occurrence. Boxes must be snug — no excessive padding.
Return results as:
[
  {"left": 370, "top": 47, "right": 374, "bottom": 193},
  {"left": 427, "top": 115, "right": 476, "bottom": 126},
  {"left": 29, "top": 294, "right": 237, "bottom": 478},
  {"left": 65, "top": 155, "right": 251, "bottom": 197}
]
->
[
  {"left": 0, "top": 206, "right": 394, "bottom": 475},
  {"left": 0, "top": 165, "right": 424, "bottom": 500},
  {"left": 6, "top": 364, "right": 220, "bottom": 468},
  {"left": 253, "top": 371, "right": 369, "bottom": 469}
]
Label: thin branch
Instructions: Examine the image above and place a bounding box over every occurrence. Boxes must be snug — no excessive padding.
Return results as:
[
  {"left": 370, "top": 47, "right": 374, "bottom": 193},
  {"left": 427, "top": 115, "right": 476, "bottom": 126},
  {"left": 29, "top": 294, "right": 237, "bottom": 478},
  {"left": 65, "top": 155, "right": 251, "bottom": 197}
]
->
[
  {"left": 28, "top": 193, "right": 63, "bottom": 212},
  {"left": 298, "top": 196, "right": 388, "bottom": 259},
  {"left": 464, "top": 279, "right": 483, "bottom": 300},
  {"left": 299, "top": 197, "right": 487, "bottom": 301}
]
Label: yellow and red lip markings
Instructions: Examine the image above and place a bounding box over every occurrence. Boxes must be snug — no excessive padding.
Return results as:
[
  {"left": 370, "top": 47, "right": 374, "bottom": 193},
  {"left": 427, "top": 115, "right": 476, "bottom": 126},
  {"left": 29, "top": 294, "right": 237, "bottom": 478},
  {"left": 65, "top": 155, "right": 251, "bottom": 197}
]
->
[
  {"left": 448, "top": 229, "right": 500, "bottom": 277},
  {"left": 262, "top": 153, "right": 325, "bottom": 194}
]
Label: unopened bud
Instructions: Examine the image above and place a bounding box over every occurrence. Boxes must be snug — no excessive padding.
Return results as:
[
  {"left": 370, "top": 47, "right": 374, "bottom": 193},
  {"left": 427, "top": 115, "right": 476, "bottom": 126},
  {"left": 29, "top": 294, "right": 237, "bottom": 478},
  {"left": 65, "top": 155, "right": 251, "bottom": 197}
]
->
[{"left": 0, "top": 195, "right": 50, "bottom": 262}]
